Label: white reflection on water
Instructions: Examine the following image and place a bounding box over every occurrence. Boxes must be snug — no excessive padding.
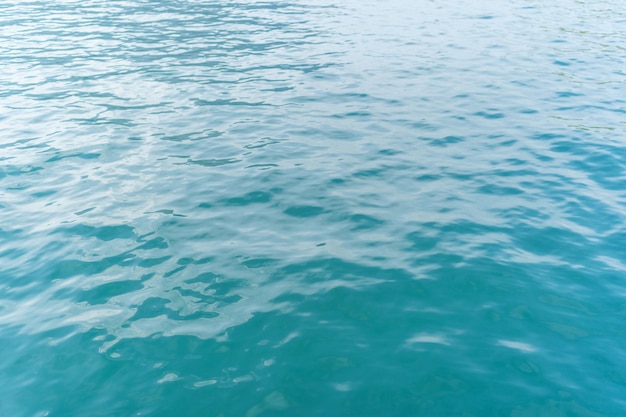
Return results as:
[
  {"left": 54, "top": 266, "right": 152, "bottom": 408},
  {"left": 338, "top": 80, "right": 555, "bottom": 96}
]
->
[
  {"left": 405, "top": 332, "right": 452, "bottom": 346},
  {"left": 497, "top": 339, "right": 538, "bottom": 353}
]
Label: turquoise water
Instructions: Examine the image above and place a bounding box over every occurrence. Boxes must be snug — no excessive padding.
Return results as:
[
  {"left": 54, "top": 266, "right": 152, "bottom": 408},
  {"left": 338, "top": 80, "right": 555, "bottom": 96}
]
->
[{"left": 1, "top": 0, "right": 626, "bottom": 415}]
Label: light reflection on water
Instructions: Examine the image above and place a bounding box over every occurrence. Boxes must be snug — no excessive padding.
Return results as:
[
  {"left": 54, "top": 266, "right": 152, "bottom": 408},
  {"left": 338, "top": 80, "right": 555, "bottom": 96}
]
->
[{"left": 1, "top": 0, "right": 626, "bottom": 416}]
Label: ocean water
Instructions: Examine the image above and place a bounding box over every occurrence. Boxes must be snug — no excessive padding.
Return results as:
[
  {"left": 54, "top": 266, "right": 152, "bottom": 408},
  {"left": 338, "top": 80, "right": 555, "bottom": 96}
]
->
[{"left": 1, "top": 0, "right": 626, "bottom": 415}]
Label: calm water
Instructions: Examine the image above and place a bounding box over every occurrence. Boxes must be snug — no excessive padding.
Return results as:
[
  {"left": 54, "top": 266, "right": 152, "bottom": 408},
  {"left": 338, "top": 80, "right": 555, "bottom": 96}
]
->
[{"left": 1, "top": 0, "right": 626, "bottom": 415}]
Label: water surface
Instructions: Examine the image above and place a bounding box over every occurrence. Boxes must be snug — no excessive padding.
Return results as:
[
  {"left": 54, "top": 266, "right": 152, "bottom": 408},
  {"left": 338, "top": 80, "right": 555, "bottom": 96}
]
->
[{"left": 1, "top": 0, "right": 626, "bottom": 416}]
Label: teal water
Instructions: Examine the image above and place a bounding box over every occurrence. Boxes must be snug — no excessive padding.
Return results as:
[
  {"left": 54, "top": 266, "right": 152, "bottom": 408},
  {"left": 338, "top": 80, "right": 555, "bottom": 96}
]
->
[{"left": 1, "top": 0, "right": 626, "bottom": 415}]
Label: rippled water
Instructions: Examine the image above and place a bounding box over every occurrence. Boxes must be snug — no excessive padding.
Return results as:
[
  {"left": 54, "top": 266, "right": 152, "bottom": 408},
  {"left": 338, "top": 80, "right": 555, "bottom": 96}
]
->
[{"left": 2, "top": 0, "right": 626, "bottom": 415}]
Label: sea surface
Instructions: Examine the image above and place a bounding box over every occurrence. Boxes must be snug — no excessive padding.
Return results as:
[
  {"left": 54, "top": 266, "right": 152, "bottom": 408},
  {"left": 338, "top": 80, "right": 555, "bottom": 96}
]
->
[{"left": 1, "top": 0, "right": 626, "bottom": 415}]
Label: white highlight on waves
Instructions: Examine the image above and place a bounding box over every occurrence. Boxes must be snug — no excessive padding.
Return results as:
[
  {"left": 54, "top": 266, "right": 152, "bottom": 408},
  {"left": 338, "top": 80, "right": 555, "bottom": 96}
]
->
[{"left": 496, "top": 339, "right": 537, "bottom": 353}]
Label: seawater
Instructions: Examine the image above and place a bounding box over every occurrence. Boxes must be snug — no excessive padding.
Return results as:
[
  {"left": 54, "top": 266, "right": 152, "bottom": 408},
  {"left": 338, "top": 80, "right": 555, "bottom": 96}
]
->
[{"left": 1, "top": 0, "right": 626, "bottom": 415}]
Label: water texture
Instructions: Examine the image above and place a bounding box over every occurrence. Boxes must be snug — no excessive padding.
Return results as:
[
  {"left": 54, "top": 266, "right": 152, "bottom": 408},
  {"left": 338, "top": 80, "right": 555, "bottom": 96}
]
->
[{"left": 1, "top": 0, "right": 626, "bottom": 415}]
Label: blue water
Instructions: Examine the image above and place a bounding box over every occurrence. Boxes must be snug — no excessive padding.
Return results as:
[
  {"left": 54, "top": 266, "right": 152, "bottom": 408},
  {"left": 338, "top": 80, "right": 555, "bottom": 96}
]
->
[{"left": 2, "top": 0, "right": 626, "bottom": 415}]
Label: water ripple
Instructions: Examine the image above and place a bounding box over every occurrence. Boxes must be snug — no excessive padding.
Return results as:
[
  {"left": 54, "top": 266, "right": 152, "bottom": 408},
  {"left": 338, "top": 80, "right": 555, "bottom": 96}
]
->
[{"left": 2, "top": 0, "right": 626, "bottom": 415}]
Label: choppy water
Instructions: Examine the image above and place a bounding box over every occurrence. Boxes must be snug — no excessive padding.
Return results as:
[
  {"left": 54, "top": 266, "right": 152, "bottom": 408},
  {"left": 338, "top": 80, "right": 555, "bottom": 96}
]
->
[{"left": 2, "top": 0, "right": 626, "bottom": 415}]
